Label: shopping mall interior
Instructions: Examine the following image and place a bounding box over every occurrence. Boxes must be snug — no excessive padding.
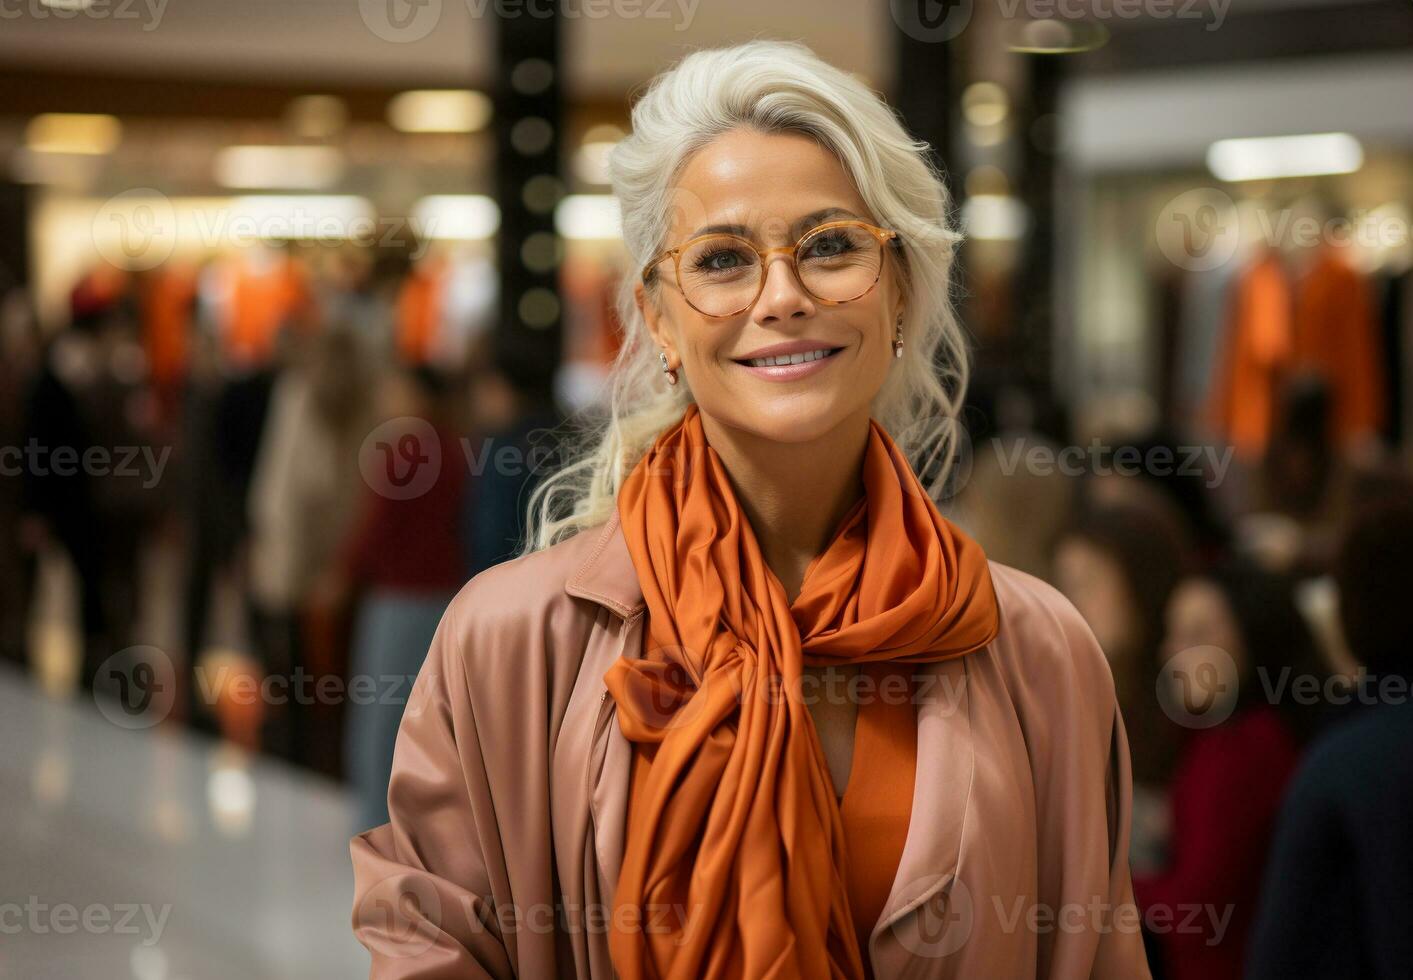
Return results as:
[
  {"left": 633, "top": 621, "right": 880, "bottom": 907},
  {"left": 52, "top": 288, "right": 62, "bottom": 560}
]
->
[{"left": 3, "top": 1, "right": 1412, "bottom": 977}]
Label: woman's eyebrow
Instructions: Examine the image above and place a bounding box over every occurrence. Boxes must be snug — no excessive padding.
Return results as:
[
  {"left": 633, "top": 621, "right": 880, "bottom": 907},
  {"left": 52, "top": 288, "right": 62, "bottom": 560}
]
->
[{"left": 688, "top": 207, "right": 864, "bottom": 240}]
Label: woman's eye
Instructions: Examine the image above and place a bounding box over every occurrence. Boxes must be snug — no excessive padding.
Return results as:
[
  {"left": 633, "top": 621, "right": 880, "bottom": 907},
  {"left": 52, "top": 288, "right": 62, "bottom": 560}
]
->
[
  {"left": 804, "top": 233, "right": 855, "bottom": 258},
  {"left": 696, "top": 248, "right": 746, "bottom": 270}
]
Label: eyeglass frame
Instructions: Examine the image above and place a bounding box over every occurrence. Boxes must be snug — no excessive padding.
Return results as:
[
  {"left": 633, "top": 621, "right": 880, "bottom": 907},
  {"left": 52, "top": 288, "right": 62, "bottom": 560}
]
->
[{"left": 640, "top": 219, "right": 902, "bottom": 318}]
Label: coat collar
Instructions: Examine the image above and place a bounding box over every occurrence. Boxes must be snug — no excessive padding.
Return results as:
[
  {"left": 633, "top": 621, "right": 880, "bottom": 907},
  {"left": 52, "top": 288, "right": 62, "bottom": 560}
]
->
[{"left": 563, "top": 509, "right": 646, "bottom": 620}]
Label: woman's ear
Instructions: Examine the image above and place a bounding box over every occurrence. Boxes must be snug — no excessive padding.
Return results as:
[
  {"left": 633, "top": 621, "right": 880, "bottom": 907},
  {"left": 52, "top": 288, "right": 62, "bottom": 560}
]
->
[{"left": 636, "top": 280, "right": 672, "bottom": 355}]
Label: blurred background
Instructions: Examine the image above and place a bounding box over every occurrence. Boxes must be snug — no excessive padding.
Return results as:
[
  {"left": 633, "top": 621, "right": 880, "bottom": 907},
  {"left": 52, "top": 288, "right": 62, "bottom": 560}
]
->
[{"left": 2, "top": 1, "right": 1412, "bottom": 978}]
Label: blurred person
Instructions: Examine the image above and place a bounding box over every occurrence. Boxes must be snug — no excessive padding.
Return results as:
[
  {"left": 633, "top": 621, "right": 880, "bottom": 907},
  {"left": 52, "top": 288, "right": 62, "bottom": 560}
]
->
[
  {"left": 20, "top": 272, "right": 161, "bottom": 692},
  {"left": 1246, "top": 493, "right": 1413, "bottom": 980},
  {"left": 1107, "top": 429, "right": 1231, "bottom": 565},
  {"left": 0, "top": 287, "right": 41, "bottom": 668},
  {"left": 1052, "top": 498, "right": 1190, "bottom": 837},
  {"left": 461, "top": 329, "right": 567, "bottom": 579},
  {"left": 352, "top": 41, "right": 1152, "bottom": 979},
  {"left": 180, "top": 327, "right": 275, "bottom": 730},
  {"left": 337, "top": 364, "right": 468, "bottom": 831},
  {"left": 317, "top": 247, "right": 397, "bottom": 368},
  {"left": 1135, "top": 559, "right": 1330, "bottom": 980},
  {"left": 948, "top": 429, "right": 1076, "bottom": 580},
  {"left": 245, "top": 323, "right": 375, "bottom": 765},
  {"left": 1238, "top": 375, "right": 1344, "bottom": 575}
]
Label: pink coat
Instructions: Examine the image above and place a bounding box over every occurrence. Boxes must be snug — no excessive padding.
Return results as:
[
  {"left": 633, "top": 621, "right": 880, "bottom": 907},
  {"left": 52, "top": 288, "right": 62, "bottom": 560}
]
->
[{"left": 350, "top": 509, "right": 1154, "bottom": 979}]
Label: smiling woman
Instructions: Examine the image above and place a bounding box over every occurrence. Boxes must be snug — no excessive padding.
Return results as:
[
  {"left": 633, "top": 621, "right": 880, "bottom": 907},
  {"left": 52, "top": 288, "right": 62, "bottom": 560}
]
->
[{"left": 351, "top": 38, "right": 1153, "bottom": 980}]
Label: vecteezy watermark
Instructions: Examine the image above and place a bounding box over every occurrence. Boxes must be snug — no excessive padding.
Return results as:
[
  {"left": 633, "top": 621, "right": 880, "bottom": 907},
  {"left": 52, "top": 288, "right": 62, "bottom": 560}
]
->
[
  {"left": 615, "top": 662, "right": 970, "bottom": 736},
  {"left": 0, "top": 897, "right": 172, "bottom": 946},
  {"left": 93, "top": 646, "right": 178, "bottom": 730},
  {"left": 1157, "top": 644, "right": 1239, "bottom": 728},
  {"left": 0, "top": 0, "right": 168, "bottom": 31},
  {"left": 889, "top": 874, "right": 1231, "bottom": 960},
  {"left": 0, "top": 441, "right": 171, "bottom": 489},
  {"left": 193, "top": 664, "right": 434, "bottom": 716},
  {"left": 890, "top": 0, "right": 1228, "bottom": 44},
  {"left": 764, "top": 668, "right": 967, "bottom": 712},
  {"left": 1257, "top": 668, "right": 1410, "bottom": 709},
  {"left": 991, "top": 436, "right": 1233, "bottom": 489},
  {"left": 93, "top": 644, "right": 442, "bottom": 730},
  {"left": 1158, "top": 646, "right": 1413, "bottom": 729},
  {"left": 91, "top": 189, "right": 438, "bottom": 273},
  {"left": 1157, "top": 187, "right": 1411, "bottom": 272},
  {"left": 994, "top": 0, "right": 1230, "bottom": 31},
  {"left": 356, "top": 874, "right": 698, "bottom": 960},
  {"left": 359, "top": 417, "right": 444, "bottom": 501},
  {"left": 992, "top": 896, "right": 1232, "bottom": 943},
  {"left": 359, "top": 420, "right": 565, "bottom": 499},
  {"left": 359, "top": 0, "right": 701, "bottom": 43}
]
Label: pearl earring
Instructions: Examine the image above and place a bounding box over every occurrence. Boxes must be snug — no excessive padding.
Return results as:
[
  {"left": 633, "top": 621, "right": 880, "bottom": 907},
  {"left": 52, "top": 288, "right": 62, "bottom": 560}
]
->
[
  {"left": 660, "top": 350, "right": 678, "bottom": 386},
  {"left": 893, "top": 317, "right": 905, "bottom": 359}
]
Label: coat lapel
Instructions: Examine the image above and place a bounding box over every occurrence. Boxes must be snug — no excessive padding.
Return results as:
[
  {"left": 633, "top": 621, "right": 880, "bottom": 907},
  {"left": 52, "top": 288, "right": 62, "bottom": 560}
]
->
[{"left": 564, "top": 511, "right": 978, "bottom": 977}]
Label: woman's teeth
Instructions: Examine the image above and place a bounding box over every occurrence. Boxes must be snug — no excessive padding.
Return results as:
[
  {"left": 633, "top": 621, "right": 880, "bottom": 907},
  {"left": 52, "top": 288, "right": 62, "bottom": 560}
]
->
[{"left": 744, "top": 348, "right": 836, "bottom": 367}]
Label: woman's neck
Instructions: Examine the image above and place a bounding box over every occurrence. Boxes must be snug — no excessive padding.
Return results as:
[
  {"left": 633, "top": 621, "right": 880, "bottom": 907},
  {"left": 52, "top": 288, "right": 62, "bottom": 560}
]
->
[{"left": 699, "top": 408, "right": 870, "bottom": 603}]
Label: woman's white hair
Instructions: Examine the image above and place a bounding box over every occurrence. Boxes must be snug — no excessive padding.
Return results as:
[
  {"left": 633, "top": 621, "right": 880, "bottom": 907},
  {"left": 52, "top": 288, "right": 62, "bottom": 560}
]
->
[{"left": 519, "top": 38, "right": 970, "bottom": 555}]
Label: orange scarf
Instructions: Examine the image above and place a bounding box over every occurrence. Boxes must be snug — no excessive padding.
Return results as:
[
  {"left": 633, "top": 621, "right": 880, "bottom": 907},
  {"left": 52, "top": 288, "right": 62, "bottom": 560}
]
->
[{"left": 604, "top": 402, "right": 1001, "bottom": 978}]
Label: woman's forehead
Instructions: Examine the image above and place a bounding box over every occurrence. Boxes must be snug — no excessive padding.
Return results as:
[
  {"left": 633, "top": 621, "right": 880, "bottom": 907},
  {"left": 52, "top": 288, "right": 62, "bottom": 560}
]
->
[{"left": 665, "top": 129, "right": 871, "bottom": 240}]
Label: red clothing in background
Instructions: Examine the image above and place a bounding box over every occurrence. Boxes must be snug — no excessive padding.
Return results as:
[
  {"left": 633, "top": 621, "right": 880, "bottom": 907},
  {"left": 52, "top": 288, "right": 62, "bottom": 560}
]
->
[
  {"left": 1133, "top": 704, "right": 1300, "bottom": 980},
  {"left": 340, "top": 424, "right": 467, "bottom": 594}
]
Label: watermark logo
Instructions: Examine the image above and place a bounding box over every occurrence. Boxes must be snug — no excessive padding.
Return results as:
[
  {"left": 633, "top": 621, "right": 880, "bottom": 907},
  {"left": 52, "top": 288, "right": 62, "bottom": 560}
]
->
[
  {"left": 0, "top": 440, "right": 172, "bottom": 488},
  {"left": 94, "top": 645, "right": 177, "bottom": 730},
  {"left": 0, "top": 0, "right": 169, "bottom": 31},
  {"left": 360, "top": 417, "right": 442, "bottom": 501},
  {"left": 356, "top": 873, "right": 444, "bottom": 958},
  {"left": 1157, "top": 189, "right": 1411, "bottom": 272},
  {"left": 0, "top": 897, "right": 172, "bottom": 945},
  {"left": 359, "top": 0, "right": 443, "bottom": 41},
  {"left": 92, "top": 188, "right": 178, "bottom": 272},
  {"left": 890, "top": 0, "right": 975, "bottom": 43},
  {"left": 1157, "top": 645, "right": 1239, "bottom": 728},
  {"left": 991, "top": 436, "right": 1233, "bottom": 489},
  {"left": 1155, "top": 188, "right": 1242, "bottom": 273},
  {"left": 892, "top": 874, "right": 974, "bottom": 958}
]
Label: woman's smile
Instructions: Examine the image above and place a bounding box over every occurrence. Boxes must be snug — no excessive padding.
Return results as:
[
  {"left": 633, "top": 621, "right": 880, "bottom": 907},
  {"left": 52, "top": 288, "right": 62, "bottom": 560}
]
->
[{"left": 730, "top": 343, "right": 848, "bottom": 381}]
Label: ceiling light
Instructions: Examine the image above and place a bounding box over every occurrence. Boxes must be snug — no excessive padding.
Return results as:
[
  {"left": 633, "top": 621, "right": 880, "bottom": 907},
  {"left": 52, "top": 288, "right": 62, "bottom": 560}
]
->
[
  {"left": 214, "top": 145, "right": 344, "bottom": 190},
  {"left": 26, "top": 113, "right": 121, "bottom": 155},
  {"left": 1206, "top": 133, "right": 1364, "bottom": 182},
  {"left": 388, "top": 90, "right": 492, "bottom": 134}
]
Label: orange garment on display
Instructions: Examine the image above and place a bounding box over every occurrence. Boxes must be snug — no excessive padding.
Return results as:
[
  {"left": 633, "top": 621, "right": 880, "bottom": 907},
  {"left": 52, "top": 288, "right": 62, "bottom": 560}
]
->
[
  {"left": 1288, "top": 246, "right": 1386, "bottom": 442},
  {"left": 395, "top": 257, "right": 444, "bottom": 365},
  {"left": 221, "top": 253, "right": 316, "bottom": 368},
  {"left": 141, "top": 263, "right": 197, "bottom": 389},
  {"left": 1210, "top": 245, "right": 1386, "bottom": 457}
]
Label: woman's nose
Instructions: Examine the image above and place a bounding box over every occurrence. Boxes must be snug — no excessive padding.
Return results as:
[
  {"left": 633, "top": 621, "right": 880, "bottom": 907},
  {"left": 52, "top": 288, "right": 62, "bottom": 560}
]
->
[{"left": 751, "top": 254, "right": 816, "bottom": 322}]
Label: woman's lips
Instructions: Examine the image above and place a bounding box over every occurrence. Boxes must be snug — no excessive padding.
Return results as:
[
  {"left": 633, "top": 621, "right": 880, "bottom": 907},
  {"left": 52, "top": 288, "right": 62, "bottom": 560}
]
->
[{"left": 731, "top": 346, "right": 845, "bottom": 382}]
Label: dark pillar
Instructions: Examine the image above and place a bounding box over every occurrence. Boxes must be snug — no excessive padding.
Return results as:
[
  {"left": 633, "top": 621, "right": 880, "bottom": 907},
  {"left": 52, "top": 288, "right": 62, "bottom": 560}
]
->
[
  {"left": 1015, "top": 53, "right": 1060, "bottom": 402},
  {"left": 493, "top": 1, "right": 564, "bottom": 393},
  {"left": 890, "top": 3, "right": 959, "bottom": 202},
  {"left": 0, "top": 183, "right": 30, "bottom": 295}
]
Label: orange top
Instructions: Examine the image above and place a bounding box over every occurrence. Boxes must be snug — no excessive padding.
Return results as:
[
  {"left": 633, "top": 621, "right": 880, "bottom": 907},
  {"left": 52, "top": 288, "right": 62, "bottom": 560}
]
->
[
  {"left": 836, "top": 661, "right": 918, "bottom": 977},
  {"left": 623, "top": 666, "right": 917, "bottom": 980}
]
